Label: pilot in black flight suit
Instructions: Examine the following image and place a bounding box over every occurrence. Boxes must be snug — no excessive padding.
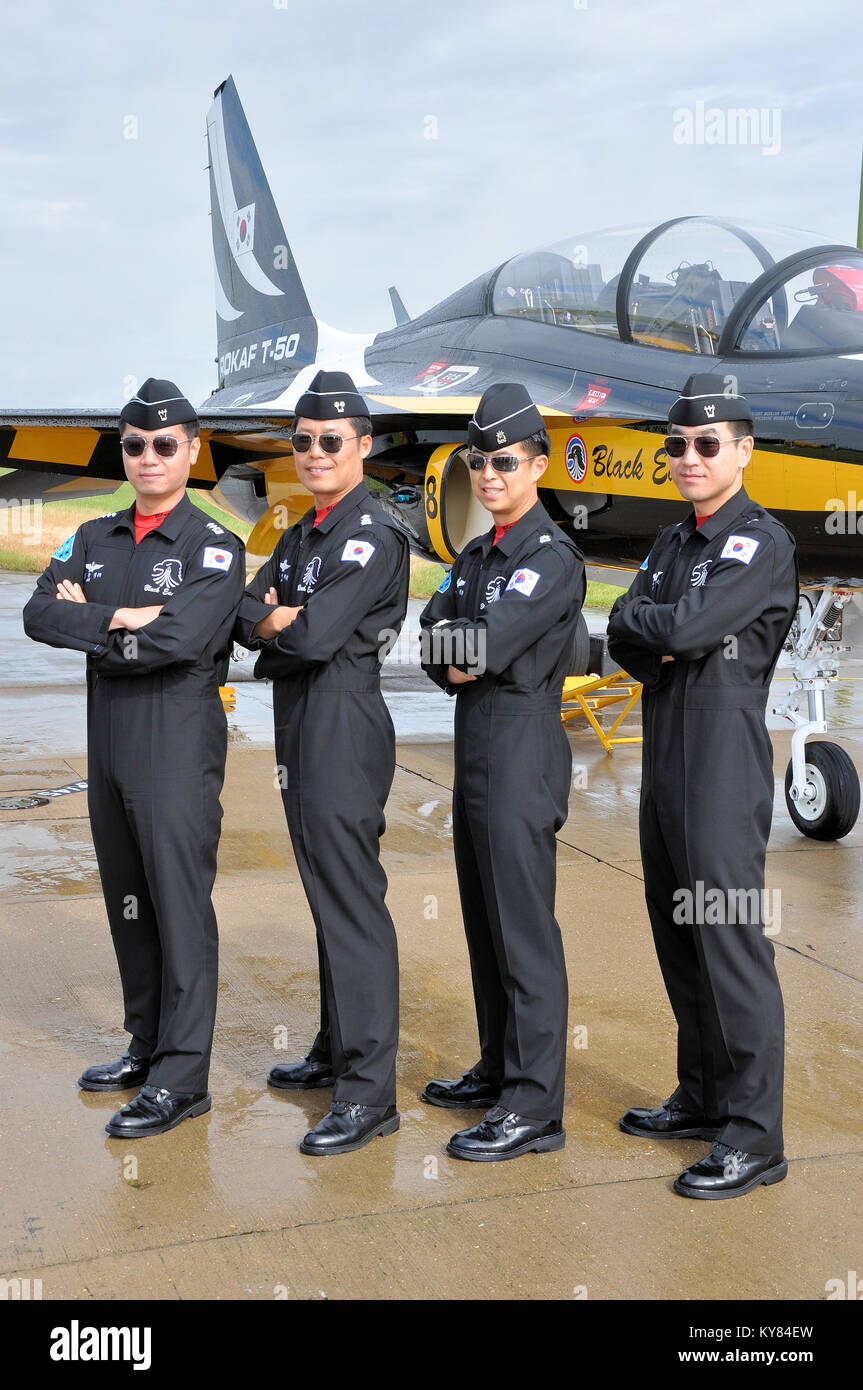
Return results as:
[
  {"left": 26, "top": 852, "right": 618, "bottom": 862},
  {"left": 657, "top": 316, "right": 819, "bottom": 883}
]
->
[
  {"left": 233, "top": 370, "right": 409, "bottom": 1156},
  {"left": 23, "top": 379, "right": 245, "bottom": 1137},
  {"left": 607, "top": 373, "right": 798, "bottom": 1199},
  {"left": 419, "top": 383, "right": 585, "bottom": 1161}
]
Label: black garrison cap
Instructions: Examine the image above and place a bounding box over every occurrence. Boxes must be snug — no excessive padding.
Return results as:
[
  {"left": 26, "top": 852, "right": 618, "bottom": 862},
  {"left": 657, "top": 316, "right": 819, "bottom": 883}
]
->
[
  {"left": 119, "top": 378, "right": 197, "bottom": 430},
  {"left": 467, "top": 382, "right": 545, "bottom": 452},
  {"left": 668, "top": 373, "right": 753, "bottom": 432},
  {"left": 294, "top": 370, "right": 369, "bottom": 422}
]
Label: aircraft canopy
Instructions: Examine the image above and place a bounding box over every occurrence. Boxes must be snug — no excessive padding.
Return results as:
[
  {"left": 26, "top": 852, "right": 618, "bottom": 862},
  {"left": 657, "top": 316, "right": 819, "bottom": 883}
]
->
[{"left": 491, "top": 216, "right": 863, "bottom": 357}]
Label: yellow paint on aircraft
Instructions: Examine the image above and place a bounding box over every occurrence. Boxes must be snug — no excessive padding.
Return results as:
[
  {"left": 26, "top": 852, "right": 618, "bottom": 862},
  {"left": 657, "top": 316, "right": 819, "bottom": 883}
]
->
[
  {"left": 245, "top": 456, "right": 313, "bottom": 562},
  {"left": 8, "top": 427, "right": 101, "bottom": 468},
  {"left": 545, "top": 420, "right": 846, "bottom": 513}
]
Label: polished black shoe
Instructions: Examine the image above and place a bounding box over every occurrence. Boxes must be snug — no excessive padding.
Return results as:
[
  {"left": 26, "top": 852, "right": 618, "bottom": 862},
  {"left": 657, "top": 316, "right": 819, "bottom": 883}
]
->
[
  {"left": 673, "top": 1142, "right": 788, "bottom": 1200},
  {"left": 105, "top": 1086, "right": 211, "bottom": 1138},
  {"left": 446, "top": 1107, "right": 565, "bottom": 1162},
  {"left": 619, "top": 1096, "right": 721, "bottom": 1141},
  {"left": 421, "top": 1066, "right": 501, "bottom": 1110},
  {"left": 78, "top": 1052, "right": 150, "bottom": 1092},
  {"left": 268, "top": 1056, "right": 335, "bottom": 1090},
  {"left": 299, "top": 1102, "right": 400, "bottom": 1155}
]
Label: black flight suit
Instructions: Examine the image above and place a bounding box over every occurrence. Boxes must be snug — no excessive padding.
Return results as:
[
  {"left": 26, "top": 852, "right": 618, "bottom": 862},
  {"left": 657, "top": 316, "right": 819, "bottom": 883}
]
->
[
  {"left": 22, "top": 495, "right": 245, "bottom": 1094},
  {"left": 607, "top": 486, "right": 798, "bottom": 1155},
  {"left": 233, "top": 481, "right": 409, "bottom": 1110},
  {"left": 419, "top": 500, "right": 585, "bottom": 1123}
]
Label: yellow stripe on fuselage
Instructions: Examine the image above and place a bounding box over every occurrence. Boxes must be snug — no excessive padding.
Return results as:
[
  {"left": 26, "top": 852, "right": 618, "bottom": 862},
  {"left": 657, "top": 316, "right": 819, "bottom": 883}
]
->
[{"left": 546, "top": 421, "right": 850, "bottom": 512}]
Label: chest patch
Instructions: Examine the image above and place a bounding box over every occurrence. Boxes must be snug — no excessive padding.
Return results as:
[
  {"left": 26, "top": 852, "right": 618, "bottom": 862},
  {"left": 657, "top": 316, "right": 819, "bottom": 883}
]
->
[
  {"left": 721, "top": 534, "right": 760, "bottom": 564},
  {"left": 279, "top": 557, "right": 291, "bottom": 580},
  {"left": 341, "top": 539, "right": 376, "bottom": 567},
  {"left": 505, "top": 567, "right": 541, "bottom": 597},
  {"left": 298, "top": 555, "right": 322, "bottom": 593},
  {"left": 484, "top": 575, "right": 506, "bottom": 605},
  {"left": 144, "top": 557, "right": 184, "bottom": 596},
  {"left": 650, "top": 570, "right": 663, "bottom": 591},
  {"left": 84, "top": 562, "right": 104, "bottom": 582},
  {"left": 690, "top": 560, "right": 712, "bottom": 588}
]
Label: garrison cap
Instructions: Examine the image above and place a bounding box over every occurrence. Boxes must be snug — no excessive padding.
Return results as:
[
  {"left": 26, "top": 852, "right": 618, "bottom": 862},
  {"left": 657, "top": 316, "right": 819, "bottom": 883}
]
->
[
  {"left": 294, "top": 370, "right": 369, "bottom": 422},
  {"left": 467, "top": 382, "right": 545, "bottom": 452},
  {"left": 119, "top": 378, "right": 197, "bottom": 430},
  {"left": 668, "top": 373, "right": 753, "bottom": 432}
]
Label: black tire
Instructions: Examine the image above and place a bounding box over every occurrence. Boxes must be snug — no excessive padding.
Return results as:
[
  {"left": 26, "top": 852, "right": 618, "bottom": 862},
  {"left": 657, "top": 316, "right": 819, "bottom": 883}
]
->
[
  {"left": 568, "top": 613, "right": 591, "bottom": 676},
  {"left": 784, "top": 741, "right": 861, "bottom": 840}
]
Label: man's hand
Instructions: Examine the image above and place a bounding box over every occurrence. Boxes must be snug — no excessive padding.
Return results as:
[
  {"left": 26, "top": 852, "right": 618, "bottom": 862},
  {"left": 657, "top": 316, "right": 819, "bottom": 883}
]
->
[
  {"left": 252, "top": 587, "right": 303, "bottom": 638},
  {"left": 108, "top": 606, "right": 164, "bottom": 631},
  {"left": 56, "top": 580, "right": 86, "bottom": 603},
  {"left": 660, "top": 655, "right": 675, "bottom": 663},
  {"left": 55, "top": 582, "right": 163, "bottom": 631},
  {"left": 447, "top": 665, "right": 478, "bottom": 685}
]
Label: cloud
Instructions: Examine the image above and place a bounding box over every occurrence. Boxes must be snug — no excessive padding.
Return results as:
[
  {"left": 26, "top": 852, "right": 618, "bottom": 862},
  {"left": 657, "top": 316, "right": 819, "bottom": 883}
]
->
[{"left": 0, "top": 0, "right": 861, "bottom": 406}]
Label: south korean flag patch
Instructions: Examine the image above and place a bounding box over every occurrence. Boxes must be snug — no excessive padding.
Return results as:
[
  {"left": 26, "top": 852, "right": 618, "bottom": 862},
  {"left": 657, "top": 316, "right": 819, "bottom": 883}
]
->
[
  {"left": 505, "top": 567, "right": 541, "bottom": 597},
  {"left": 341, "top": 539, "right": 376, "bottom": 568},
  {"left": 720, "top": 534, "right": 760, "bottom": 565},
  {"left": 202, "top": 546, "right": 233, "bottom": 572}
]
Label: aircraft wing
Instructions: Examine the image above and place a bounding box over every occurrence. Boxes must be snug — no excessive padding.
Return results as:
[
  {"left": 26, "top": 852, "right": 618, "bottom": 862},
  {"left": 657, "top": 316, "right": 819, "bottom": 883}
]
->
[{"left": 0, "top": 408, "right": 306, "bottom": 504}]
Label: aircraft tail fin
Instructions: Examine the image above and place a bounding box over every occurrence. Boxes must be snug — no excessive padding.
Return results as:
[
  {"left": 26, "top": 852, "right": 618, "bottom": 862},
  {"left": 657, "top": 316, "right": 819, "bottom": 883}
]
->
[
  {"left": 388, "top": 285, "right": 410, "bottom": 326},
  {"left": 206, "top": 76, "right": 317, "bottom": 389}
]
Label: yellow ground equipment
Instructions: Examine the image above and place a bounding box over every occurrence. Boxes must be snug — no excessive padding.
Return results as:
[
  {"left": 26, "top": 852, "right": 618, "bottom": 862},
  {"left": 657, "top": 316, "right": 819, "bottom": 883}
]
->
[{"left": 561, "top": 670, "right": 643, "bottom": 755}]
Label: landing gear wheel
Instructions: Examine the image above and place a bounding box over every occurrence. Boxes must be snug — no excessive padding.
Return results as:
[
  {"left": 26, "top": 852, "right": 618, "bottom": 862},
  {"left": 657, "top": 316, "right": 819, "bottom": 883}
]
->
[
  {"left": 784, "top": 741, "right": 861, "bottom": 840},
  {"left": 568, "top": 613, "right": 591, "bottom": 676}
]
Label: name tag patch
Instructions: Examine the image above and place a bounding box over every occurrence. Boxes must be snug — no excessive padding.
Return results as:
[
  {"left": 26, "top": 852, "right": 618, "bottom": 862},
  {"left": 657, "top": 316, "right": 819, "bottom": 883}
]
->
[
  {"left": 721, "top": 535, "right": 760, "bottom": 564},
  {"left": 202, "top": 546, "right": 233, "bottom": 572},
  {"left": 505, "top": 567, "right": 540, "bottom": 597},
  {"left": 341, "top": 539, "right": 376, "bottom": 567}
]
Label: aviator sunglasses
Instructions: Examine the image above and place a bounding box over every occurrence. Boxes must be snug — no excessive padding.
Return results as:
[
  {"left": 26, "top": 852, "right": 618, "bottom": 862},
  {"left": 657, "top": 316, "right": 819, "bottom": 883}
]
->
[
  {"left": 466, "top": 450, "right": 529, "bottom": 473},
  {"left": 664, "top": 434, "right": 748, "bottom": 460},
  {"left": 291, "top": 432, "right": 360, "bottom": 454},
  {"left": 121, "top": 435, "right": 191, "bottom": 459}
]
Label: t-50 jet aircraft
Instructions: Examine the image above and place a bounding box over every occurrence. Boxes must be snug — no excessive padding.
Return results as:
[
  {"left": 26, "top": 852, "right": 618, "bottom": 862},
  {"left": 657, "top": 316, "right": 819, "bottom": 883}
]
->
[{"left": 2, "top": 74, "right": 862, "bottom": 838}]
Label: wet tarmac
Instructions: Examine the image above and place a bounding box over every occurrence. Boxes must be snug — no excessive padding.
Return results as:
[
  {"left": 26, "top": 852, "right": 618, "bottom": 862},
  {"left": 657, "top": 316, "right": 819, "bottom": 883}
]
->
[{"left": 1, "top": 570, "right": 862, "bottom": 1301}]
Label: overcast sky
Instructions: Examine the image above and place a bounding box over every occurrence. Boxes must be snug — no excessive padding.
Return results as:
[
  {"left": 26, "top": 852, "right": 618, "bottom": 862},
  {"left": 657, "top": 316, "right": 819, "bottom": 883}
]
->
[{"left": 1, "top": 0, "right": 861, "bottom": 409}]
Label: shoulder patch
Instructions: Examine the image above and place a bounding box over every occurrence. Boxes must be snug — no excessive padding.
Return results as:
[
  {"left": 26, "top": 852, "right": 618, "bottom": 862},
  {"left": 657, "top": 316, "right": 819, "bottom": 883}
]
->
[
  {"left": 539, "top": 533, "right": 552, "bottom": 543},
  {"left": 205, "top": 521, "right": 225, "bottom": 536},
  {"left": 202, "top": 545, "right": 233, "bottom": 572},
  {"left": 721, "top": 534, "right": 760, "bottom": 564},
  {"left": 505, "top": 567, "right": 541, "bottom": 597},
  {"left": 52, "top": 533, "right": 76, "bottom": 563},
  {"left": 341, "top": 539, "right": 376, "bottom": 567},
  {"left": 437, "top": 571, "right": 451, "bottom": 593},
  {"left": 360, "top": 513, "right": 373, "bottom": 525},
  {"left": 639, "top": 552, "right": 650, "bottom": 571}
]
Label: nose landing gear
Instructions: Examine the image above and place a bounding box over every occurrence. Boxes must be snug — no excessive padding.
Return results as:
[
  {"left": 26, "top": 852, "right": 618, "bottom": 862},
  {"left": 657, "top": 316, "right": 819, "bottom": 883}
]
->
[{"left": 775, "top": 588, "right": 861, "bottom": 840}]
